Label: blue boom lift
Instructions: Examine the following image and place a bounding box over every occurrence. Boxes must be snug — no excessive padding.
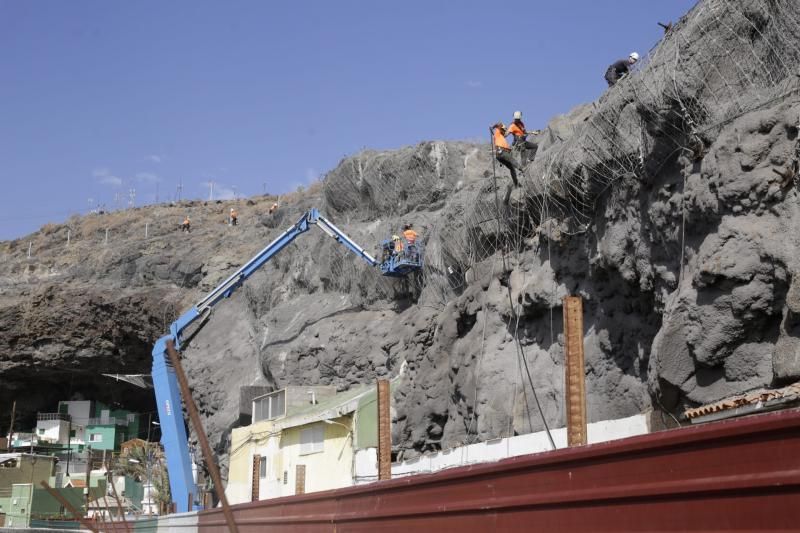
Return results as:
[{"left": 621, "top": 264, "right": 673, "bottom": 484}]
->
[{"left": 152, "top": 208, "right": 421, "bottom": 512}]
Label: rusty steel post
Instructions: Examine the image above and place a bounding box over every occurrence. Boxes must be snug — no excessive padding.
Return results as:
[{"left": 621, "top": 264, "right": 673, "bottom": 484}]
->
[
  {"left": 40, "top": 481, "right": 99, "bottom": 533},
  {"left": 251, "top": 454, "right": 261, "bottom": 502},
  {"left": 563, "top": 296, "right": 587, "bottom": 446},
  {"left": 165, "top": 340, "right": 239, "bottom": 533},
  {"left": 377, "top": 380, "right": 392, "bottom": 480},
  {"left": 295, "top": 465, "right": 306, "bottom": 495}
]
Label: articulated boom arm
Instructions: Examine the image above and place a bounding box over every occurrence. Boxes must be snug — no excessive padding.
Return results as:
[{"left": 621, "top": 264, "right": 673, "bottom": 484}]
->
[{"left": 152, "top": 208, "right": 378, "bottom": 512}]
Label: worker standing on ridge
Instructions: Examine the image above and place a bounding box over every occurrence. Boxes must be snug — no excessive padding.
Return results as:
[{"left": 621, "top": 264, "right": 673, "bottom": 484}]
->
[
  {"left": 491, "top": 122, "right": 521, "bottom": 187},
  {"left": 269, "top": 202, "right": 279, "bottom": 215},
  {"left": 230, "top": 208, "right": 238, "bottom": 226},
  {"left": 508, "top": 111, "right": 542, "bottom": 166},
  {"left": 181, "top": 215, "right": 191, "bottom": 233},
  {"left": 605, "top": 52, "right": 639, "bottom": 87}
]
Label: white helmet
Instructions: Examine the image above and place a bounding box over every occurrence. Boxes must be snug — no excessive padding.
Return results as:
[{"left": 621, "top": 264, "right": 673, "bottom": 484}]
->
[
  {"left": 230, "top": 208, "right": 234, "bottom": 212},
  {"left": 513, "top": 111, "right": 522, "bottom": 120},
  {"left": 629, "top": 52, "right": 640, "bottom": 62}
]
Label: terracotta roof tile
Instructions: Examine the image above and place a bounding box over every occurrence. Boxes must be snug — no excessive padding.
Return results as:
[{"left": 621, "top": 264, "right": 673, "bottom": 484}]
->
[{"left": 684, "top": 381, "right": 800, "bottom": 419}]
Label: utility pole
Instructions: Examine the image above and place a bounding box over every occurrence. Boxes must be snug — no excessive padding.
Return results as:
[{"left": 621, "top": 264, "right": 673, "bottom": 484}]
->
[
  {"left": 128, "top": 188, "right": 136, "bottom": 208},
  {"left": 84, "top": 446, "right": 92, "bottom": 516},
  {"left": 209, "top": 181, "right": 214, "bottom": 201},
  {"left": 7, "top": 400, "right": 15, "bottom": 451},
  {"left": 177, "top": 178, "right": 183, "bottom": 203}
]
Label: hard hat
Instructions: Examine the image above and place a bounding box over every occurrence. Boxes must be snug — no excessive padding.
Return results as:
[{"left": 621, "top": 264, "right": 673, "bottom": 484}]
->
[
  {"left": 495, "top": 122, "right": 506, "bottom": 130},
  {"left": 629, "top": 52, "right": 640, "bottom": 62},
  {"left": 513, "top": 111, "right": 522, "bottom": 120},
  {"left": 230, "top": 208, "right": 234, "bottom": 211},
  {"left": 392, "top": 235, "right": 400, "bottom": 241}
]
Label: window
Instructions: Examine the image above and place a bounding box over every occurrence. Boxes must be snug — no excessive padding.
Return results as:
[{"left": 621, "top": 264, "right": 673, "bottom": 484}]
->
[
  {"left": 69, "top": 430, "right": 76, "bottom": 438},
  {"left": 252, "top": 390, "right": 286, "bottom": 423},
  {"left": 38, "top": 428, "right": 45, "bottom": 435},
  {"left": 90, "top": 433, "right": 103, "bottom": 443},
  {"left": 259, "top": 457, "right": 267, "bottom": 479},
  {"left": 299, "top": 424, "right": 324, "bottom": 455}
]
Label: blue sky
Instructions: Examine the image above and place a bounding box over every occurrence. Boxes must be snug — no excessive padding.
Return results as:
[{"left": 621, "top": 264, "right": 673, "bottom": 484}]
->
[{"left": 0, "top": 0, "right": 697, "bottom": 241}]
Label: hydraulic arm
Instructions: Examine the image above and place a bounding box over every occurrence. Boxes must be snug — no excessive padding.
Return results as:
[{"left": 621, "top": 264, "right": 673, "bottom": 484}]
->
[{"left": 152, "top": 209, "right": 386, "bottom": 512}]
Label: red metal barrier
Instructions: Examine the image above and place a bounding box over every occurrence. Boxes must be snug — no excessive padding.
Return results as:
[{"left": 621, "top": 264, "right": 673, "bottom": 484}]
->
[{"left": 200, "top": 409, "right": 800, "bottom": 532}]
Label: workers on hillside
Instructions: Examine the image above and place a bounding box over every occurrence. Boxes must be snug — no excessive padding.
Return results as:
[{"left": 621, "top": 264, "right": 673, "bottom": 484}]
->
[
  {"left": 508, "top": 111, "right": 542, "bottom": 166},
  {"left": 230, "top": 208, "right": 238, "bottom": 226},
  {"left": 491, "top": 122, "right": 522, "bottom": 187},
  {"left": 605, "top": 52, "right": 639, "bottom": 87},
  {"left": 181, "top": 216, "right": 191, "bottom": 233}
]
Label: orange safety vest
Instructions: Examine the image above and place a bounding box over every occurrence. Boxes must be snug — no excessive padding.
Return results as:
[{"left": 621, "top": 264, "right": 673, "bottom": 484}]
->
[
  {"left": 493, "top": 128, "right": 510, "bottom": 150},
  {"left": 183, "top": 217, "right": 190, "bottom": 225},
  {"left": 403, "top": 229, "right": 417, "bottom": 244},
  {"left": 231, "top": 210, "right": 238, "bottom": 218},
  {"left": 508, "top": 120, "right": 526, "bottom": 139}
]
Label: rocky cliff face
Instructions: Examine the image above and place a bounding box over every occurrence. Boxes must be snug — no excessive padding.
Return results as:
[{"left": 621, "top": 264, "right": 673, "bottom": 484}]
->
[{"left": 1, "top": 0, "right": 799, "bottom": 467}]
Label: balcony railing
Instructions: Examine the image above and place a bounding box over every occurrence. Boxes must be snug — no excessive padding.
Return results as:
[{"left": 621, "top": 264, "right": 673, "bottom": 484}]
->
[
  {"left": 87, "top": 416, "right": 129, "bottom": 426},
  {"left": 37, "top": 412, "right": 71, "bottom": 422}
]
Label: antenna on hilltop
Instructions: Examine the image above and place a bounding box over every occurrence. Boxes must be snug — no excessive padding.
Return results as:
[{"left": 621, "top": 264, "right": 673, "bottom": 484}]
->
[{"left": 177, "top": 178, "right": 183, "bottom": 202}]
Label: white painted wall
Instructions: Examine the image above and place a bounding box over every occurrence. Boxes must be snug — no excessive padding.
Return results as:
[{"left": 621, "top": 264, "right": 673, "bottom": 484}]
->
[
  {"left": 35, "top": 419, "right": 70, "bottom": 444},
  {"left": 355, "top": 414, "right": 650, "bottom": 482}
]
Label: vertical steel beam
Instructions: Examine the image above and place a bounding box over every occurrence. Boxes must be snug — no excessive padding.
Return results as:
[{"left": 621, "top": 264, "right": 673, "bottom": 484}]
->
[
  {"left": 377, "top": 380, "right": 392, "bottom": 480},
  {"left": 165, "top": 340, "right": 239, "bottom": 533},
  {"left": 563, "top": 296, "right": 587, "bottom": 446},
  {"left": 295, "top": 465, "right": 306, "bottom": 495},
  {"left": 251, "top": 455, "right": 261, "bottom": 502}
]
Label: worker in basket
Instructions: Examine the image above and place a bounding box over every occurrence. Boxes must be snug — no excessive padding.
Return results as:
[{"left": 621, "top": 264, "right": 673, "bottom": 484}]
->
[{"left": 402, "top": 223, "right": 418, "bottom": 262}]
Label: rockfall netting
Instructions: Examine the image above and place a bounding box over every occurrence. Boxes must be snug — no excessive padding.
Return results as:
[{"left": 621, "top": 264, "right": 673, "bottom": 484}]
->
[{"left": 319, "top": 0, "right": 800, "bottom": 307}]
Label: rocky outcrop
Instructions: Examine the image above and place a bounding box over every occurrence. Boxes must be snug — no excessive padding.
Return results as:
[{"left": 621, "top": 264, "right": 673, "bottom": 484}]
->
[{"left": 1, "top": 0, "right": 799, "bottom": 468}]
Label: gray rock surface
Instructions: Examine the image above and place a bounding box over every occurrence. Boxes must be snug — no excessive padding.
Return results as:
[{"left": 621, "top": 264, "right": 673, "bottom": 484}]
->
[{"left": 1, "top": 0, "right": 799, "bottom": 473}]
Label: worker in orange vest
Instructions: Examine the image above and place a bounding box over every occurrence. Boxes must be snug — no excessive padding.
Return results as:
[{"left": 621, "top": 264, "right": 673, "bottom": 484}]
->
[
  {"left": 403, "top": 223, "right": 419, "bottom": 262},
  {"left": 491, "top": 122, "right": 521, "bottom": 187},
  {"left": 508, "top": 111, "right": 541, "bottom": 165},
  {"left": 181, "top": 216, "right": 191, "bottom": 233},
  {"left": 230, "top": 208, "right": 238, "bottom": 226},
  {"left": 402, "top": 223, "right": 417, "bottom": 244},
  {"left": 269, "top": 202, "right": 279, "bottom": 215}
]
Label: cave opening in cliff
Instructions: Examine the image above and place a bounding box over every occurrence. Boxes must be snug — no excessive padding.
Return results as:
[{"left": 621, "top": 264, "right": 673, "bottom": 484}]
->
[{"left": 0, "top": 368, "right": 160, "bottom": 442}]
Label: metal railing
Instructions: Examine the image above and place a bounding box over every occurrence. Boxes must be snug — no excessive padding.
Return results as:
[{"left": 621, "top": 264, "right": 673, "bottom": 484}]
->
[
  {"left": 87, "top": 416, "right": 129, "bottom": 426},
  {"left": 37, "top": 412, "right": 71, "bottom": 422}
]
